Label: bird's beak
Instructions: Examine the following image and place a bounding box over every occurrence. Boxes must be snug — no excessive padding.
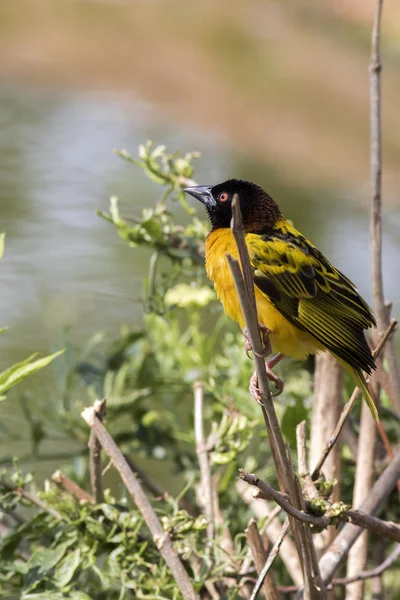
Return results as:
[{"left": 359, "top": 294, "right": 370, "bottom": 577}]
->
[{"left": 184, "top": 185, "right": 215, "bottom": 208}]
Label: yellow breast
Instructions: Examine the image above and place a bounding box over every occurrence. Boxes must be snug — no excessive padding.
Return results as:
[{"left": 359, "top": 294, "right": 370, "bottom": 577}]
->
[{"left": 205, "top": 229, "right": 321, "bottom": 359}]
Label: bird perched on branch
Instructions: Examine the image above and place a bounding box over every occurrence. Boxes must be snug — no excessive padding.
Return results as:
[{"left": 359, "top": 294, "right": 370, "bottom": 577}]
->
[{"left": 185, "top": 179, "right": 378, "bottom": 421}]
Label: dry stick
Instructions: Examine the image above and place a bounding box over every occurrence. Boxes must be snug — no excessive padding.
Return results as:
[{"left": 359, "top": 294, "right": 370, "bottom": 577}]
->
[
  {"left": 296, "top": 421, "right": 318, "bottom": 502},
  {"left": 246, "top": 519, "right": 279, "bottom": 600},
  {"left": 370, "top": 0, "right": 400, "bottom": 415},
  {"left": 81, "top": 403, "right": 199, "bottom": 600},
  {"left": 311, "top": 318, "right": 397, "bottom": 480},
  {"left": 0, "top": 478, "right": 62, "bottom": 521},
  {"left": 346, "top": 400, "right": 377, "bottom": 600},
  {"left": 236, "top": 479, "right": 303, "bottom": 587},
  {"left": 279, "top": 544, "right": 400, "bottom": 594},
  {"left": 316, "top": 451, "right": 400, "bottom": 588},
  {"left": 194, "top": 381, "right": 214, "bottom": 540},
  {"left": 52, "top": 470, "right": 94, "bottom": 503},
  {"left": 239, "top": 470, "right": 400, "bottom": 543},
  {"left": 250, "top": 520, "right": 290, "bottom": 600},
  {"left": 332, "top": 543, "right": 400, "bottom": 587},
  {"left": 88, "top": 398, "right": 106, "bottom": 503},
  {"left": 227, "top": 195, "right": 325, "bottom": 600}
]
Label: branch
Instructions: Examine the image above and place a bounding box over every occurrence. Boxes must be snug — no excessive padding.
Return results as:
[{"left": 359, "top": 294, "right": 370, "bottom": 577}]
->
[
  {"left": 296, "top": 421, "right": 318, "bottom": 502},
  {"left": 52, "top": 470, "right": 94, "bottom": 503},
  {"left": 346, "top": 399, "right": 377, "bottom": 599},
  {"left": 311, "top": 319, "right": 397, "bottom": 480},
  {"left": 239, "top": 470, "right": 400, "bottom": 542},
  {"left": 88, "top": 397, "right": 106, "bottom": 503},
  {"left": 227, "top": 195, "right": 325, "bottom": 599},
  {"left": 0, "top": 479, "right": 62, "bottom": 521},
  {"left": 279, "top": 544, "right": 400, "bottom": 593},
  {"left": 236, "top": 479, "right": 303, "bottom": 587},
  {"left": 246, "top": 519, "right": 279, "bottom": 600},
  {"left": 249, "top": 519, "right": 289, "bottom": 600},
  {"left": 81, "top": 402, "right": 199, "bottom": 600},
  {"left": 333, "top": 543, "right": 400, "bottom": 586},
  {"left": 370, "top": 0, "right": 400, "bottom": 414},
  {"left": 317, "top": 450, "right": 400, "bottom": 585},
  {"left": 194, "top": 381, "right": 214, "bottom": 540}
]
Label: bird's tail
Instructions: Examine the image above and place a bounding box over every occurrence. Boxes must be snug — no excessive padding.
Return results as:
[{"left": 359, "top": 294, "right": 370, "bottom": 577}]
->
[{"left": 351, "top": 368, "right": 379, "bottom": 422}]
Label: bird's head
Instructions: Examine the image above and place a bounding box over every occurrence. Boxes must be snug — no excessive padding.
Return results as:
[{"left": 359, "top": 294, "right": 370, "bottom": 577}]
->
[{"left": 184, "top": 179, "right": 282, "bottom": 232}]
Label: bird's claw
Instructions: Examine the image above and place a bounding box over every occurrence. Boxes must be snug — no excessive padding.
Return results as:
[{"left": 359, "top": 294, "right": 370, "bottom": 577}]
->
[
  {"left": 249, "top": 354, "right": 285, "bottom": 402},
  {"left": 244, "top": 324, "right": 272, "bottom": 359}
]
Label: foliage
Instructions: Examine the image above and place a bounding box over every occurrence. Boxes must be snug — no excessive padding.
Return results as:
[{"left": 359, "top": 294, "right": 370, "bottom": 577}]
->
[
  {"left": 1, "top": 143, "right": 399, "bottom": 598},
  {"left": 0, "top": 236, "right": 64, "bottom": 401}
]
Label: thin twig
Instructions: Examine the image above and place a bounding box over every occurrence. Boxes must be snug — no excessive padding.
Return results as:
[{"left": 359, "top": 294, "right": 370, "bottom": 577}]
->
[
  {"left": 346, "top": 398, "right": 377, "bottom": 599},
  {"left": 296, "top": 421, "right": 318, "bottom": 502},
  {"left": 52, "top": 470, "right": 94, "bottom": 503},
  {"left": 370, "top": 0, "right": 400, "bottom": 414},
  {"left": 311, "top": 319, "right": 397, "bottom": 480},
  {"left": 227, "top": 195, "right": 325, "bottom": 599},
  {"left": 81, "top": 402, "right": 199, "bottom": 600},
  {"left": 88, "top": 398, "right": 106, "bottom": 503},
  {"left": 237, "top": 479, "right": 303, "bottom": 587},
  {"left": 0, "top": 479, "right": 63, "bottom": 521},
  {"left": 333, "top": 543, "right": 400, "bottom": 586},
  {"left": 250, "top": 519, "right": 290, "bottom": 600},
  {"left": 194, "top": 381, "right": 214, "bottom": 540},
  {"left": 316, "top": 450, "right": 400, "bottom": 587},
  {"left": 239, "top": 470, "right": 400, "bottom": 542},
  {"left": 246, "top": 519, "right": 279, "bottom": 600},
  {"left": 279, "top": 544, "right": 400, "bottom": 593}
]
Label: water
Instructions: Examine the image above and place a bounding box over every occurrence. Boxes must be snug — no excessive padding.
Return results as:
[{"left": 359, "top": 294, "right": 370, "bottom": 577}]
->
[{"left": 0, "top": 82, "right": 399, "bottom": 482}]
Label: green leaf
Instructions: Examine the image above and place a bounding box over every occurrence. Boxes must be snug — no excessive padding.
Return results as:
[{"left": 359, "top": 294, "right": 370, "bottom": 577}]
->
[
  {"left": 0, "top": 349, "right": 64, "bottom": 398},
  {"left": 29, "top": 542, "right": 69, "bottom": 572},
  {"left": 54, "top": 548, "right": 81, "bottom": 588}
]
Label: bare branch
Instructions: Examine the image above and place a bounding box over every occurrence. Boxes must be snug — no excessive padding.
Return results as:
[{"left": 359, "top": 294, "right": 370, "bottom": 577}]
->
[
  {"left": 194, "top": 381, "right": 214, "bottom": 540},
  {"left": 249, "top": 520, "right": 290, "bottom": 600},
  {"left": 246, "top": 519, "right": 279, "bottom": 600},
  {"left": 296, "top": 421, "right": 319, "bottom": 502},
  {"left": 0, "top": 479, "right": 62, "bottom": 521},
  {"left": 334, "top": 543, "right": 400, "bottom": 586},
  {"left": 317, "top": 451, "right": 400, "bottom": 585},
  {"left": 239, "top": 470, "right": 400, "bottom": 542},
  {"left": 311, "top": 319, "right": 397, "bottom": 480},
  {"left": 52, "top": 470, "right": 94, "bottom": 503},
  {"left": 88, "top": 397, "right": 106, "bottom": 503},
  {"left": 280, "top": 544, "right": 400, "bottom": 593},
  {"left": 227, "top": 195, "right": 325, "bottom": 599},
  {"left": 346, "top": 400, "right": 377, "bottom": 599},
  {"left": 370, "top": 0, "right": 400, "bottom": 413},
  {"left": 81, "top": 402, "right": 199, "bottom": 600},
  {"left": 236, "top": 479, "right": 303, "bottom": 587}
]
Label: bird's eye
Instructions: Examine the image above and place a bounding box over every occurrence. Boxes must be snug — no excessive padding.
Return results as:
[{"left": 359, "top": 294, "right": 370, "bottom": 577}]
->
[{"left": 219, "top": 192, "right": 229, "bottom": 203}]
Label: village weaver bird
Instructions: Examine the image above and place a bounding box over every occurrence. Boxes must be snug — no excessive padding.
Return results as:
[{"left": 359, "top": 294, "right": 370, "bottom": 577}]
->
[{"left": 184, "top": 179, "right": 378, "bottom": 421}]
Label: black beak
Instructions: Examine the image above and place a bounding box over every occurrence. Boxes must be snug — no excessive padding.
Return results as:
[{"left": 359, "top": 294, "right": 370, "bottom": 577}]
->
[{"left": 184, "top": 185, "right": 215, "bottom": 208}]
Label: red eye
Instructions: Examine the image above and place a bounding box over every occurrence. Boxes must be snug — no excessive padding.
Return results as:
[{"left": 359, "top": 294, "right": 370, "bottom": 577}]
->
[{"left": 219, "top": 192, "right": 229, "bottom": 202}]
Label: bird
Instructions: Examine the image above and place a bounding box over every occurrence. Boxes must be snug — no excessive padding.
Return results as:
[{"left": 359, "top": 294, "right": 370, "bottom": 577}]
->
[{"left": 184, "top": 179, "right": 378, "bottom": 421}]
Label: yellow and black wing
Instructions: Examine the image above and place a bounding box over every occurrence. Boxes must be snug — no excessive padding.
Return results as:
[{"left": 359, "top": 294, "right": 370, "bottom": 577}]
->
[{"left": 246, "top": 223, "right": 376, "bottom": 374}]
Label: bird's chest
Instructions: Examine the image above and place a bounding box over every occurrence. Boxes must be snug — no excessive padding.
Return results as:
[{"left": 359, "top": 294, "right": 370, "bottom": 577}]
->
[{"left": 205, "top": 229, "right": 244, "bottom": 324}]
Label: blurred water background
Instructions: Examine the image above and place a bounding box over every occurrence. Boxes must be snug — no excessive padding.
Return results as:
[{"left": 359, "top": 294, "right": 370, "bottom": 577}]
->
[{"left": 0, "top": 0, "right": 400, "bottom": 481}]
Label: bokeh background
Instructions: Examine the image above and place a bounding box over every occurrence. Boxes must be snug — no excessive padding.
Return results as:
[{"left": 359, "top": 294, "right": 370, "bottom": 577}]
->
[{"left": 1, "top": 0, "right": 400, "bottom": 478}]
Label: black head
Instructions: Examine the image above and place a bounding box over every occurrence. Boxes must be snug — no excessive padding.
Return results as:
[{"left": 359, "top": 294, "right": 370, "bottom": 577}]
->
[{"left": 184, "top": 179, "right": 282, "bottom": 232}]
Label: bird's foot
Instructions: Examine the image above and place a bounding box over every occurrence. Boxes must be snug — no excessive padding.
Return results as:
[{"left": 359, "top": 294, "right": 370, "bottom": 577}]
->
[
  {"left": 244, "top": 324, "right": 272, "bottom": 359},
  {"left": 249, "top": 353, "right": 285, "bottom": 402}
]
